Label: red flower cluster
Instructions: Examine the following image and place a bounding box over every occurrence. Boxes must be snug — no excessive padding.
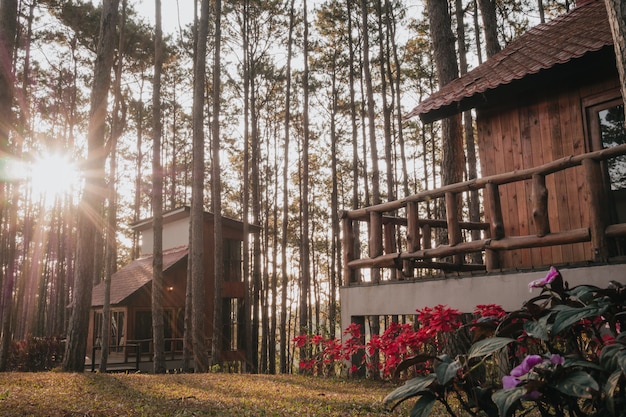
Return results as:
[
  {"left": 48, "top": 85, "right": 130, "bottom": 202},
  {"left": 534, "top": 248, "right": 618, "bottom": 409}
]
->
[
  {"left": 417, "top": 305, "right": 462, "bottom": 335},
  {"left": 292, "top": 305, "right": 466, "bottom": 379}
]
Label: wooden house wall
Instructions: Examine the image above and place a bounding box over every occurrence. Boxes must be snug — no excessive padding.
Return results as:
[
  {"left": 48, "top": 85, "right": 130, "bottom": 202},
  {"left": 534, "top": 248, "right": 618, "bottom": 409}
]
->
[{"left": 476, "top": 76, "right": 620, "bottom": 270}]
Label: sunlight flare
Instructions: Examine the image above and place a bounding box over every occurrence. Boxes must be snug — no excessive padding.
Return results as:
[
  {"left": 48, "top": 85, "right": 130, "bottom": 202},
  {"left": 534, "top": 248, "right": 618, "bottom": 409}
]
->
[{"left": 25, "top": 152, "right": 82, "bottom": 204}]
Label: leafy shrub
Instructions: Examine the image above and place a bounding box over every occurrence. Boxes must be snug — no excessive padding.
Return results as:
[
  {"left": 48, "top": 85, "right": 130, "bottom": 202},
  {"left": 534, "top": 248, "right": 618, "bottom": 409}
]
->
[
  {"left": 384, "top": 267, "right": 626, "bottom": 417},
  {"left": 294, "top": 305, "right": 466, "bottom": 378},
  {"left": 7, "top": 335, "right": 64, "bottom": 371}
]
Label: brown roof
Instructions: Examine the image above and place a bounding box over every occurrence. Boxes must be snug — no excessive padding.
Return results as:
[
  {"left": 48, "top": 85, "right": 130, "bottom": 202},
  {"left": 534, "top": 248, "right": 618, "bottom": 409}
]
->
[
  {"left": 91, "top": 246, "right": 188, "bottom": 307},
  {"left": 407, "top": 0, "right": 613, "bottom": 123}
]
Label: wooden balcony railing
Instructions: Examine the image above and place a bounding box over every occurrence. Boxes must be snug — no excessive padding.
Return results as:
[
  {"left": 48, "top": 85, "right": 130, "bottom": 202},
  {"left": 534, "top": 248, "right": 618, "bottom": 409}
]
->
[{"left": 341, "top": 144, "right": 626, "bottom": 284}]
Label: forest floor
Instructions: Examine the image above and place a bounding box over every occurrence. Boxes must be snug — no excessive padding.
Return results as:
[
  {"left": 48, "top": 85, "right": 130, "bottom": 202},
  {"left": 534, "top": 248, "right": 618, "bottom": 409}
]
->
[{"left": 0, "top": 372, "right": 423, "bottom": 416}]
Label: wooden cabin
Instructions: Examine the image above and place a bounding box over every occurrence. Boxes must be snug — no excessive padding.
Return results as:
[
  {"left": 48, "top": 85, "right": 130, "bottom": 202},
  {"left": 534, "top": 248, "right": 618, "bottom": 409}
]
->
[
  {"left": 340, "top": 0, "right": 626, "bottom": 338},
  {"left": 88, "top": 206, "right": 260, "bottom": 371}
]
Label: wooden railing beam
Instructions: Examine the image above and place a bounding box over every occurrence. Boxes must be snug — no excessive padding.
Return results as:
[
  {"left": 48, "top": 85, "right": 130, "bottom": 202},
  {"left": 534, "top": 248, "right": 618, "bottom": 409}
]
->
[{"left": 532, "top": 174, "right": 550, "bottom": 237}]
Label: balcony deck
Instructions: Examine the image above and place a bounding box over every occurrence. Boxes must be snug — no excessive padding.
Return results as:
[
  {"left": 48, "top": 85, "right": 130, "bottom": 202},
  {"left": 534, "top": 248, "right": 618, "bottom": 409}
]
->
[{"left": 340, "top": 144, "right": 626, "bottom": 326}]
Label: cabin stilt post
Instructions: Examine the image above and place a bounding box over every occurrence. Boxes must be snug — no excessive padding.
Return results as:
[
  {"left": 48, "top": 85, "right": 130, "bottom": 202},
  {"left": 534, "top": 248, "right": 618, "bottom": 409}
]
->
[{"left": 583, "top": 158, "right": 610, "bottom": 261}]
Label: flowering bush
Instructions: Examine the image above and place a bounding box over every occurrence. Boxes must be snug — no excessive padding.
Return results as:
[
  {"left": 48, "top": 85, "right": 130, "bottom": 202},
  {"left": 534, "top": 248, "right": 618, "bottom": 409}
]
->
[
  {"left": 293, "top": 305, "right": 464, "bottom": 379},
  {"left": 384, "top": 268, "right": 626, "bottom": 417}
]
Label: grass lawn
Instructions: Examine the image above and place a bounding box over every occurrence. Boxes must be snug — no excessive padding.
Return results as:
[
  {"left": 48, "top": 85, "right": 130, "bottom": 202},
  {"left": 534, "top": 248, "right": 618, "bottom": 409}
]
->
[{"left": 0, "top": 372, "right": 417, "bottom": 416}]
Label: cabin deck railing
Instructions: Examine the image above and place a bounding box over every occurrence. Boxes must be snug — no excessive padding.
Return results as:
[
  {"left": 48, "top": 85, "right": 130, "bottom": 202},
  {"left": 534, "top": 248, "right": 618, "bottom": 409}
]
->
[{"left": 341, "top": 143, "right": 626, "bottom": 283}]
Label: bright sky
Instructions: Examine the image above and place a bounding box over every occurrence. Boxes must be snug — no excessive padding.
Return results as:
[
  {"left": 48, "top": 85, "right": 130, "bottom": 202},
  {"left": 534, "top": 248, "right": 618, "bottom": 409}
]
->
[{"left": 133, "top": 0, "right": 194, "bottom": 34}]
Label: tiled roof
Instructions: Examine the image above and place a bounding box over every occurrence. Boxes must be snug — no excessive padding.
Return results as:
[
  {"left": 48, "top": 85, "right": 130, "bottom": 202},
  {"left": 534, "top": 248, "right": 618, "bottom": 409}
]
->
[
  {"left": 91, "top": 246, "right": 188, "bottom": 307},
  {"left": 406, "top": 0, "right": 612, "bottom": 122}
]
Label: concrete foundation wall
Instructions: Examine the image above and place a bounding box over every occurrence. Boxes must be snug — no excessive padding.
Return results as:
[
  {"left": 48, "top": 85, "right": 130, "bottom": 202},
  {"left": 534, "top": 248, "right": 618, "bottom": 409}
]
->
[{"left": 340, "top": 264, "right": 626, "bottom": 338}]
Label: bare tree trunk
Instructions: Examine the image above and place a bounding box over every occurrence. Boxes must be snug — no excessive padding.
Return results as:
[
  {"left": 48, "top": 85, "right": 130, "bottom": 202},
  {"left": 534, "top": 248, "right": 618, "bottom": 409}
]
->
[
  {"left": 456, "top": 0, "right": 482, "bottom": 263},
  {"left": 299, "top": 0, "right": 311, "bottom": 365},
  {"left": 477, "top": 0, "right": 501, "bottom": 58},
  {"left": 329, "top": 54, "right": 339, "bottom": 339},
  {"left": 211, "top": 0, "right": 223, "bottom": 366},
  {"left": 99, "top": 0, "right": 126, "bottom": 373},
  {"left": 132, "top": 89, "right": 144, "bottom": 260},
  {"left": 151, "top": 0, "right": 166, "bottom": 374},
  {"left": 63, "top": 0, "right": 119, "bottom": 372},
  {"left": 427, "top": 0, "right": 464, "bottom": 188},
  {"left": 0, "top": 0, "right": 18, "bottom": 372},
  {"left": 190, "top": 0, "right": 210, "bottom": 373},
  {"left": 605, "top": 0, "right": 626, "bottom": 122},
  {"left": 280, "top": 0, "right": 295, "bottom": 374},
  {"left": 241, "top": 0, "right": 253, "bottom": 374}
]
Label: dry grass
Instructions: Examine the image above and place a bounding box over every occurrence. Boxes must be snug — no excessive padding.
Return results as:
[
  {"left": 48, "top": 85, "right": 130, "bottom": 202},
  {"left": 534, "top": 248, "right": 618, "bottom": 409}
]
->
[{"left": 0, "top": 372, "right": 417, "bottom": 416}]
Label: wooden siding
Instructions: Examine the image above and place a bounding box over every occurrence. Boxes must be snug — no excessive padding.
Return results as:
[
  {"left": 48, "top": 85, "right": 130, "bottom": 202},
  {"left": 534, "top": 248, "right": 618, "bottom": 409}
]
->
[{"left": 476, "top": 78, "right": 620, "bottom": 269}]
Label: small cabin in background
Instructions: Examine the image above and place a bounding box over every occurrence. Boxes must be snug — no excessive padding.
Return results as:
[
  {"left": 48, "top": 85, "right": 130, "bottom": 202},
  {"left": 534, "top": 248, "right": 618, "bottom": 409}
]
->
[
  {"left": 88, "top": 206, "right": 260, "bottom": 371},
  {"left": 340, "top": 0, "right": 626, "bottom": 342}
]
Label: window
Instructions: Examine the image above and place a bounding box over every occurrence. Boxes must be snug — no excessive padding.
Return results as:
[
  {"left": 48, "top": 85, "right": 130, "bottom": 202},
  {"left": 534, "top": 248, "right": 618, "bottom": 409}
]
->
[
  {"left": 93, "top": 310, "right": 125, "bottom": 350},
  {"left": 224, "top": 239, "right": 242, "bottom": 282},
  {"left": 598, "top": 104, "right": 626, "bottom": 190},
  {"left": 222, "top": 298, "right": 240, "bottom": 351},
  {"left": 584, "top": 91, "right": 626, "bottom": 255}
]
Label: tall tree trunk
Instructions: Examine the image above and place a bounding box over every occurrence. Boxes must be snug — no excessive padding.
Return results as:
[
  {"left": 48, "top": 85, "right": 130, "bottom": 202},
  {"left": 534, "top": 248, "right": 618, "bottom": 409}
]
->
[
  {"left": 0, "top": 0, "right": 18, "bottom": 372},
  {"left": 270, "top": 152, "right": 278, "bottom": 374},
  {"left": 299, "top": 0, "right": 311, "bottom": 361},
  {"left": 427, "top": 0, "right": 464, "bottom": 188},
  {"left": 241, "top": 0, "right": 253, "bottom": 373},
  {"left": 152, "top": 0, "right": 166, "bottom": 374},
  {"left": 132, "top": 86, "right": 145, "bottom": 260},
  {"left": 280, "top": 0, "right": 295, "bottom": 374},
  {"left": 361, "top": 0, "right": 381, "bottom": 378},
  {"left": 182, "top": 0, "right": 198, "bottom": 373},
  {"left": 361, "top": 0, "right": 380, "bottom": 208},
  {"left": 388, "top": 0, "right": 409, "bottom": 199},
  {"left": 329, "top": 53, "right": 339, "bottom": 339},
  {"left": 190, "top": 0, "right": 210, "bottom": 373},
  {"left": 456, "top": 0, "right": 481, "bottom": 263},
  {"left": 605, "top": 0, "right": 626, "bottom": 122},
  {"left": 477, "top": 0, "right": 501, "bottom": 58},
  {"left": 211, "top": 0, "right": 223, "bottom": 366},
  {"left": 347, "top": 0, "right": 361, "bottom": 286},
  {"left": 63, "top": 0, "right": 119, "bottom": 372},
  {"left": 100, "top": 0, "right": 126, "bottom": 372}
]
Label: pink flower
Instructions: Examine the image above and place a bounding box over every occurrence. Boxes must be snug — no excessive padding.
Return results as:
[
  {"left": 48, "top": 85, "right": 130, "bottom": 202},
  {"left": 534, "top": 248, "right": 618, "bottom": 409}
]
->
[
  {"left": 549, "top": 354, "right": 564, "bottom": 365},
  {"left": 510, "top": 355, "right": 543, "bottom": 377},
  {"left": 502, "top": 354, "right": 563, "bottom": 398},
  {"left": 528, "top": 266, "right": 560, "bottom": 291}
]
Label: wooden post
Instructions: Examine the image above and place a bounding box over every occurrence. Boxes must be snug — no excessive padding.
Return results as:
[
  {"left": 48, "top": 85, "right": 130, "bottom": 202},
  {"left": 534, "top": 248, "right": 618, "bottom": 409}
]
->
[
  {"left": 369, "top": 211, "right": 383, "bottom": 282},
  {"left": 341, "top": 214, "right": 357, "bottom": 284},
  {"left": 583, "top": 158, "right": 610, "bottom": 261},
  {"left": 445, "top": 192, "right": 463, "bottom": 265},
  {"left": 383, "top": 222, "right": 402, "bottom": 280},
  {"left": 484, "top": 182, "right": 503, "bottom": 271},
  {"left": 404, "top": 201, "right": 420, "bottom": 278},
  {"left": 532, "top": 174, "right": 550, "bottom": 237}
]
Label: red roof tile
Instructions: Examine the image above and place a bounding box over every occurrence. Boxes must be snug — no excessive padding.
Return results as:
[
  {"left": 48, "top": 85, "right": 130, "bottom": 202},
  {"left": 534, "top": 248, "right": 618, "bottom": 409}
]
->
[
  {"left": 91, "top": 246, "right": 188, "bottom": 307},
  {"left": 406, "top": 0, "right": 612, "bottom": 122}
]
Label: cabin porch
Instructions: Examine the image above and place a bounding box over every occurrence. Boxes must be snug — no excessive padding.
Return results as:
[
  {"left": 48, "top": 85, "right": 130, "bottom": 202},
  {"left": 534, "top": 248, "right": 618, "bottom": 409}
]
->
[{"left": 340, "top": 143, "right": 626, "bottom": 336}]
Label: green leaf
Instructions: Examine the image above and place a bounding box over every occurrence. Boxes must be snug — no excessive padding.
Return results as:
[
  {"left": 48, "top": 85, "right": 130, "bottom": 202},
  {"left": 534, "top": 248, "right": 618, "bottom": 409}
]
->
[
  {"left": 552, "top": 370, "right": 599, "bottom": 399},
  {"left": 567, "top": 285, "right": 600, "bottom": 303},
  {"left": 524, "top": 316, "right": 550, "bottom": 341},
  {"left": 551, "top": 305, "right": 608, "bottom": 335},
  {"left": 410, "top": 392, "right": 436, "bottom": 417},
  {"left": 383, "top": 374, "right": 437, "bottom": 409},
  {"left": 600, "top": 344, "right": 626, "bottom": 373},
  {"left": 468, "top": 337, "right": 515, "bottom": 359},
  {"left": 492, "top": 387, "right": 526, "bottom": 417},
  {"left": 604, "top": 370, "right": 621, "bottom": 415},
  {"left": 435, "top": 359, "right": 461, "bottom": 386},
  {"left": 393, "top": 354, "right": 436, "bottom": 379}
]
